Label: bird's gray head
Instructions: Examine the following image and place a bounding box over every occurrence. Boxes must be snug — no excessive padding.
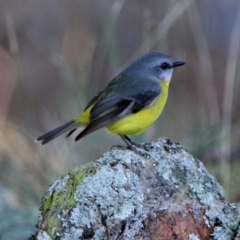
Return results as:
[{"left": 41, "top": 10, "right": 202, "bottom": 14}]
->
[{"left": 125, "top": 52, "right": 185, "bottom": 82}]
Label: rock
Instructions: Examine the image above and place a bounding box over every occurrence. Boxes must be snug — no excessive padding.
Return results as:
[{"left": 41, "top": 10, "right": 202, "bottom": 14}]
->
[{"left": 32, "top": 138, "right": 240, "bottom": 240}]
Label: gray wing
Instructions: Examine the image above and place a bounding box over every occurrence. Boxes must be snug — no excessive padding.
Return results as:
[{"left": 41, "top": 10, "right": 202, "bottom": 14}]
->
[{"left": 75, "top": 74, "right": 161, "bottom": 141}]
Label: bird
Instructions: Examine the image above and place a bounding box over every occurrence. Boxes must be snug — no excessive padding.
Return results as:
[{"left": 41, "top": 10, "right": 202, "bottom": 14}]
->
[{"left": 36, "top": 52, "right": 185, "bottom": 147}]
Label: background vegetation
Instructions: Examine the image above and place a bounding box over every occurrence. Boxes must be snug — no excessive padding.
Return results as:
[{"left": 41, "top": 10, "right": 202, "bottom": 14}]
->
[{"left": 0, "top": 0, "right": 240, "bottom": 238}]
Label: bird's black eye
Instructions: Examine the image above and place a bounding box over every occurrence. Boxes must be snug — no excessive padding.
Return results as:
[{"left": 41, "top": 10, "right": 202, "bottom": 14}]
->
[{"left": 161, "top": 62, "right": 169, "bottom": 70}]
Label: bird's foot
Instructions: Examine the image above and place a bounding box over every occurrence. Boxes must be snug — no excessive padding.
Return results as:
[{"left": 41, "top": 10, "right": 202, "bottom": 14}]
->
[
  {"left": 111, "top": 145, "right": 128, "bottom": 150},
  {"left": 120, "top": 135, "right": 152, "bottom": 157},
  {"left": 110, "top": 135, "right": 153, "bottom": 158},
  {"left": 127, "top": 143, "right": 152, "bottom": 158}
]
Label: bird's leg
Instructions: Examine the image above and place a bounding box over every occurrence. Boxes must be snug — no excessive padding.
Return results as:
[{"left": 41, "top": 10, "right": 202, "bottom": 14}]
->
[
  {"left": 120, "top": 135, "right": 132, "bottom": 147},
  {"left": 111, "top": 135, "right": 139, "bottom": 150},
  {"left": 110, "top": 135, "right": 151, "bottom": 158},
  {"left": 120, "top": 135, "right": 142, "bottom": 148},
  {"left": 118, "top": 135, "right": 152, "bottom": 158}
]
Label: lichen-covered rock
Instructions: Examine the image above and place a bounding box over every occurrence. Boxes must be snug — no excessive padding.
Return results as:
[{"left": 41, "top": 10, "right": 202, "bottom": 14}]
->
[{"left": 33, "top": 138, "right": 240, "bottom": 240}]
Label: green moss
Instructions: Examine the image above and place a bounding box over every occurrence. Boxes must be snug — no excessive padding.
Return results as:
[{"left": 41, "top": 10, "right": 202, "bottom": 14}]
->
[
  {"left": 68, "top": 163, "right": 98, "bottom": 191},
  {"left": 47, "top": 216, "right": 57, "bottom": 235},
  {"left": 41, "top": 163, "right": 98, "bottom": 236}
]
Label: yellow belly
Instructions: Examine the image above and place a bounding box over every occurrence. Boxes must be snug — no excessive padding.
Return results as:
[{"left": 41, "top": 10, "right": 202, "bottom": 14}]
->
[{"left": 107, "top": 81, "right": 169, "bottom": 135}]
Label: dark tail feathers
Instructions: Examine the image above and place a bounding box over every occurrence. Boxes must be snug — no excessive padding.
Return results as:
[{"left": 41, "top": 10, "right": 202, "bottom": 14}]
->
[{"left": 36, "top": 120, "right": 78, "bottom": 145}]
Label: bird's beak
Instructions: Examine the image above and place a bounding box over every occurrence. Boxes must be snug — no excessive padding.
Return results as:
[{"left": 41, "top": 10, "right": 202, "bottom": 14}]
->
[{"left": 173, "top": 61, "right": 185, "bottom": 68}]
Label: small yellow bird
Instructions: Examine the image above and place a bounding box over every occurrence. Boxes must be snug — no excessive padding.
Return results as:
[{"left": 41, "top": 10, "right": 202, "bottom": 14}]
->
[{"left": 37, "top": 52, "right": 185, "bottom": 147}]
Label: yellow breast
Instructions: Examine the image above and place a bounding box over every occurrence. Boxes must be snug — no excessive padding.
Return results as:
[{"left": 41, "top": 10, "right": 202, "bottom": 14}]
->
[{"left": 106, "top": 80, "right": 170, "bottom": 135}]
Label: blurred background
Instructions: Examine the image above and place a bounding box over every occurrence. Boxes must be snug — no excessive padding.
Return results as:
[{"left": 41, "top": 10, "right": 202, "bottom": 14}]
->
[{"left": 0, "top": 0, "right": 240, "bottom": 238}]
